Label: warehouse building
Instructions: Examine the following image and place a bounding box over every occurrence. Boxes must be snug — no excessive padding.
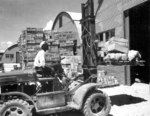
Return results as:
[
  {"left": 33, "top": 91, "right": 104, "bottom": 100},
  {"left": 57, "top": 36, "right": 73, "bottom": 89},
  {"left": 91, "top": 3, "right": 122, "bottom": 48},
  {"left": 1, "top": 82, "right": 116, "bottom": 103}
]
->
[
  {"left": 0, "top": 51, "right": 4, "bottom": 61},
  {"left": 94, "top": 0, "right": 150, "bottom": 84},
  {"left": 51, "top": 11, "right": 82, "bottom": 56},
  {"left": 50, "top": 12, "right": 83, "bottom": 78},
  {"left": 1, "top": 44, "right": 20, "bottom": 63},
  {"left": 52, "top": 11, "right": 81, "bottom": 42},
  {"left": 1, "top": 44, "right": 21, "bottom": 72}
]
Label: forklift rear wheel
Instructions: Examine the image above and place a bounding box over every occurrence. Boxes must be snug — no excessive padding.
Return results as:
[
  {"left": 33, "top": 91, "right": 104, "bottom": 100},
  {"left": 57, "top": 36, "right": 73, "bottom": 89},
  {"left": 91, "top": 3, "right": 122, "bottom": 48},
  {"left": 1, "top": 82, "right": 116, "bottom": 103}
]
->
[
  {"left": 82, "top": 92, "right": 111, "bottom": 116},
  {"left": 0, "top": 99, "right": 32, "bottom": 116}
]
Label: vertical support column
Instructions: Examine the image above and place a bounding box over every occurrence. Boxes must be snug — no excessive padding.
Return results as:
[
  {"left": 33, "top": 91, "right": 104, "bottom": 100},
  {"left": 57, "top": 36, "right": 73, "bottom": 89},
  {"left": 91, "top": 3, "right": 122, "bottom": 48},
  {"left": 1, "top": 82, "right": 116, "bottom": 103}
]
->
[
  {"left": 0, "top": 85, "right": 1, "bottom": 94},
  {"left": 81, "top": 0, "right": 97, "bottom": 81},
  {"left": 124, "top": 10, "right": 131, "bottom": 85},
  {"left": 103, "top": 33, "right": 106, "bottom": 42},
  {"left": 124, "top": 10, "right": 130, "bottom": 49},
  {"left": 124, "top": 65, "right": 131, "bottom": 85}
]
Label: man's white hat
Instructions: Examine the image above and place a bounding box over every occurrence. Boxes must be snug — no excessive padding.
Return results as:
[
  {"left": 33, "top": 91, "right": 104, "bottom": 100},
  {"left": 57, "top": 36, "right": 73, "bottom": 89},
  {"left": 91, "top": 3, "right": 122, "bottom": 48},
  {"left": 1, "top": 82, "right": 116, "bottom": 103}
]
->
[{"left": 39, "top": 41, "right": 46, "bottom": 48}]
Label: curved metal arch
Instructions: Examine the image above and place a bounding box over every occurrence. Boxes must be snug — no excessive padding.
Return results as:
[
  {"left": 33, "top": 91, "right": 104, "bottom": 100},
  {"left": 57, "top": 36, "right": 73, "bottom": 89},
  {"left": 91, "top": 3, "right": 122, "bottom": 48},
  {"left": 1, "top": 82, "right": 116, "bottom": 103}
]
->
[
  {"left": 52, "top": 11, "right": 75, "bottom": 30},
  {"left": 51, "top": 11, "right": 82, "bottom": 46},
  {"left": 2, "top": 44, "right": 18, "bottom": 57}
]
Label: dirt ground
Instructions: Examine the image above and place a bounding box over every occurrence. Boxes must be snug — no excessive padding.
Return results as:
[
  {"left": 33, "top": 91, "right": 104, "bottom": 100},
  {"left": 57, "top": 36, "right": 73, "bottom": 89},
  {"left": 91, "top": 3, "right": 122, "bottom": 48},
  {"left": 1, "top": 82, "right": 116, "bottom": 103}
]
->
[
  {"left": 61, "top": 83, "right": 150, "bottom": 116},
  {"left": 103, "top": 83, "right": 150, "bottom": 116},
  {"left": 0, "top": 83, "right": 149, "bottom": 116}
]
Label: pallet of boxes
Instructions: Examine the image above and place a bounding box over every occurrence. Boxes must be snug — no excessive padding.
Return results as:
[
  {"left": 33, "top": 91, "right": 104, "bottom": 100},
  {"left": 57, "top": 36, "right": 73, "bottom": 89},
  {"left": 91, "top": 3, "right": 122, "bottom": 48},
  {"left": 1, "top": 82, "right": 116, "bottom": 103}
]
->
[
  {"left": 103, "top": 37, "right": 143, "bottom": 65},
  {"left": 97, "top": 37, "right": 143, "bottom": 86},
  {"left": 18, "top": 28, "right": 45, "bottom": 69}
]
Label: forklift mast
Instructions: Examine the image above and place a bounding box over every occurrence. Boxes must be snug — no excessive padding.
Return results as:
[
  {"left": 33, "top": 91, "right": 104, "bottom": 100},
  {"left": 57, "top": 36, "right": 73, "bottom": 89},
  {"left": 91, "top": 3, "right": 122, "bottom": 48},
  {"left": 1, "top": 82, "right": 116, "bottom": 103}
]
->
[{"left": 81, "top": 0, "right": 97, "bottom": 81}]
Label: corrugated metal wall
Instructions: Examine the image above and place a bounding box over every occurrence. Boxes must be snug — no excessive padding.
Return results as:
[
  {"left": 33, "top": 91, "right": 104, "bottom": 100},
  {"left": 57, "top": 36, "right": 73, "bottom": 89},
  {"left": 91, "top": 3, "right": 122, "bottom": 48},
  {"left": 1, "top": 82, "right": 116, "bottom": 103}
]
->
[
  {"left": 122, "top": 0, "right": 148, "bottom": 10},
  {"left": 95, "top": 0, "right": 148, "bottom": 38}
]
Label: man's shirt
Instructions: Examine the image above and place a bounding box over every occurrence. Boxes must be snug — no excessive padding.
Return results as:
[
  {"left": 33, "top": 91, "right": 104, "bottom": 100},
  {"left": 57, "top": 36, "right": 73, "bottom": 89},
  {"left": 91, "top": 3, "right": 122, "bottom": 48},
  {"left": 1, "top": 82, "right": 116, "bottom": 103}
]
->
[{"left": 34, "top": 50, "right": 46, "bottom": 67}]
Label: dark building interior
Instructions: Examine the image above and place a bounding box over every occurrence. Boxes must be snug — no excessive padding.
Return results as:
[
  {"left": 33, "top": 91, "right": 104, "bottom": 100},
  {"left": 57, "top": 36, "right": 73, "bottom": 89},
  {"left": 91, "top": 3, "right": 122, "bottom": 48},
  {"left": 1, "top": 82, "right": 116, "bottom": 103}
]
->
[{"left": 129, "top": 1, "right": 150, "bottom": 84}]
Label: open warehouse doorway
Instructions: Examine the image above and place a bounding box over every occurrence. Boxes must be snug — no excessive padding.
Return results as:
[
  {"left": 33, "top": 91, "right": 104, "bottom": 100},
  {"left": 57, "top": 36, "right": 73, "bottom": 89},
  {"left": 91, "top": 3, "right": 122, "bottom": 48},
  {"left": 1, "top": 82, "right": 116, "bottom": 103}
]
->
[{"left": 124, "top": 1, "right": 150, "bottom": 84}]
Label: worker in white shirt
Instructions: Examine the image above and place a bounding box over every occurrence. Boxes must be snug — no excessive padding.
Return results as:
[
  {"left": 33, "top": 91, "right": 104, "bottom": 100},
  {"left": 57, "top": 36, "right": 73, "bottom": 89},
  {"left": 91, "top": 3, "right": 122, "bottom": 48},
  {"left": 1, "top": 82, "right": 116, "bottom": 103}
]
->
[
  {"left": 34, "top": 41, "right": 53, "bottom": 76},
  {"left": 34, "top": 41, "right": 70, "bottom": 88}
]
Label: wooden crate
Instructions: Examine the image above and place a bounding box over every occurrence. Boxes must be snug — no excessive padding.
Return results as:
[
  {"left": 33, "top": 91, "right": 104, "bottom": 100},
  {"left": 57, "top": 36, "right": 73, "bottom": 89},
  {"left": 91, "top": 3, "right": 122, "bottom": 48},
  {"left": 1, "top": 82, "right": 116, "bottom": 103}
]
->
[{"left": 97, "top": 65, "right": 126, "bottom": 85}]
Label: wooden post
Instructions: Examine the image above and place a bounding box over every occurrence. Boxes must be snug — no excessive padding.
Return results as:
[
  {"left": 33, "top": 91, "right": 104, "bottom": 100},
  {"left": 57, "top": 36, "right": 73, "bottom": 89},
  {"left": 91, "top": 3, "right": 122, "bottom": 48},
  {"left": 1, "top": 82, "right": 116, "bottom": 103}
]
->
[{"left": 124, "top": 65, "right": 131, "bottom": 85}]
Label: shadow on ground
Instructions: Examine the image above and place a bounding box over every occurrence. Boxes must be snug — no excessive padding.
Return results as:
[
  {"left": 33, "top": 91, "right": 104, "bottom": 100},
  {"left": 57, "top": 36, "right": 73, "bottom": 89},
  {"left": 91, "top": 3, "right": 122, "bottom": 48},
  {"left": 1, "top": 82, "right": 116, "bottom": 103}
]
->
[
  {"left": 61, "top": 110, "right": 83, "bottom": 116},
  {"left": 39, "top": 94, "right": 146, "bottom": 116},
  {"left": 110, "top": 94, "right": 147, "bottom": 106},
  {"left": 38, "top": 111, "right": 83, "bottom": 116}
]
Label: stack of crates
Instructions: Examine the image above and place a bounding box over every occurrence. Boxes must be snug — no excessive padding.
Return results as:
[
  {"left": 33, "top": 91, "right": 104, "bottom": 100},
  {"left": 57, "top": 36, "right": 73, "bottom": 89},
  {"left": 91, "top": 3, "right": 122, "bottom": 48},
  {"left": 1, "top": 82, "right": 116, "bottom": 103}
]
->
[
  {"left": 44, "top": 30, "right": 60, "bottom": 66},
  {"left": 51, "top": 31, "right": 83, "bottom": 80},
  {"left": 45, "top": 31, "right": 78, "bottom": 90},
  {"left": 51, "top": 31, "right": 77, "bottom": 56},
  {"left": 18, "top": 28, "right": 45, "bottom": 69},
  {"left": 18, "top": 30, "right": 78, "bottom": 69}
]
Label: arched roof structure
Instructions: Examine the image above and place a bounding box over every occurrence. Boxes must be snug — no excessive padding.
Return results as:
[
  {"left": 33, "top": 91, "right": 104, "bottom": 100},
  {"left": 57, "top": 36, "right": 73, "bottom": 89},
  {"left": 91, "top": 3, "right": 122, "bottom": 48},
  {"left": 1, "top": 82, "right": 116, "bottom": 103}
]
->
[
  {"left": 52, "top": 11, "right": 82, "bottom": 45},
  {"left": 1, "top": 44, "right": 19, "bottom": 63},
  {"left": 3, "top": 44, "right": 18, "bottom": 53}
]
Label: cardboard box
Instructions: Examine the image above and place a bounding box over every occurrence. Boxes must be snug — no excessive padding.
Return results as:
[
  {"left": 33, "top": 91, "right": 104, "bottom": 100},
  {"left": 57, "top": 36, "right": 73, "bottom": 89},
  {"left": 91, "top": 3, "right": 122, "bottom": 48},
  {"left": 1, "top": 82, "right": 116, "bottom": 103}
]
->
[
  {"left": 109, "top": 37, "right": 128, "bottom": 47},
  {"left": 107, "top": 43, "right": 128, "bottom": 53}
]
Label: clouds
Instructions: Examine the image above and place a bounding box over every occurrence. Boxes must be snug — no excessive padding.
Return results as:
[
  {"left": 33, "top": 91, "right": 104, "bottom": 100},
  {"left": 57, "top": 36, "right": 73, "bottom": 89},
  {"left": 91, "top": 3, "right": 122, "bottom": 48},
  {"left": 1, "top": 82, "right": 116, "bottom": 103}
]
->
[{"left": 0, "top": 41, "right": 13, "bottom": 52}]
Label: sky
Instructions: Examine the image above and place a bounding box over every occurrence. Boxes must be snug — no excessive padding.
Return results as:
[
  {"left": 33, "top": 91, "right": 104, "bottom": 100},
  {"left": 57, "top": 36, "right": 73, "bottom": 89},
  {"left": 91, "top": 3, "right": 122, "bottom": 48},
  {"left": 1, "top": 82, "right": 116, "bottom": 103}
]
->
[{"left": 0, "top": 0, "right": 86, "bottom": 52}]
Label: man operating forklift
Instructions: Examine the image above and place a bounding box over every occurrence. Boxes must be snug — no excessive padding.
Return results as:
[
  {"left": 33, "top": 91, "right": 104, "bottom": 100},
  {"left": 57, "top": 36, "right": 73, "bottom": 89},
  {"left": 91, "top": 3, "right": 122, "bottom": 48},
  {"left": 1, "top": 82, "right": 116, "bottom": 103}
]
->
[
  {"left": 33, "top": 41, "right": 68, "bottom": 90},
  {"left": 34, "top": 41, "right": 54, "bottom": 76}
]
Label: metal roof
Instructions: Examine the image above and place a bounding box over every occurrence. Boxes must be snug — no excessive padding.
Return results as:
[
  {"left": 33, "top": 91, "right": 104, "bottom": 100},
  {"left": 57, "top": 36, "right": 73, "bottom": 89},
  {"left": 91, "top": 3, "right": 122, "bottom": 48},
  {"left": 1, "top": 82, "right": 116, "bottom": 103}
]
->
[{"left": 66, "top": 11, "right": 81, "bottom": 21}]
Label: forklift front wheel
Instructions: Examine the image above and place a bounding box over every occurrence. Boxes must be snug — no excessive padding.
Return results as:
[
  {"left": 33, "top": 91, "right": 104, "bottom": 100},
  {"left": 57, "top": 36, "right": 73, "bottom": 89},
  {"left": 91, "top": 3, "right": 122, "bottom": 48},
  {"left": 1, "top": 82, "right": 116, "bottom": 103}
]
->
[
  {"left": 82, "top": 92, "right": 111, "bottom": 116},
  {"left": 0, "top": 99, "right": 32, "bottom": 116}
]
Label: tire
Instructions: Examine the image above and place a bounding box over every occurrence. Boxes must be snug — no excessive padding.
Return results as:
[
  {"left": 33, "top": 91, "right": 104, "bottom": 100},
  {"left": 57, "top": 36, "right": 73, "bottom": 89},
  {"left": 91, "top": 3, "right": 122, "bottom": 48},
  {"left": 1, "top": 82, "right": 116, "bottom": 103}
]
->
[
  {"left": 0, "top": 99, "right": 32, "bottom": 116},
  {"left": 82, "top": 92, "right": 111, "bottom": 116}
]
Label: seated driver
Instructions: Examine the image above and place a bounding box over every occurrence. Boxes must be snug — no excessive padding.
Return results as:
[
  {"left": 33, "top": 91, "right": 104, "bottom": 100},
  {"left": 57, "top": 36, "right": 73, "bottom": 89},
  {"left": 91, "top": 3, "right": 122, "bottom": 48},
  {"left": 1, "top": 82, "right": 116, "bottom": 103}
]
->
[{"left": 33, "top": 41, "right": 53, "bottom": 77}]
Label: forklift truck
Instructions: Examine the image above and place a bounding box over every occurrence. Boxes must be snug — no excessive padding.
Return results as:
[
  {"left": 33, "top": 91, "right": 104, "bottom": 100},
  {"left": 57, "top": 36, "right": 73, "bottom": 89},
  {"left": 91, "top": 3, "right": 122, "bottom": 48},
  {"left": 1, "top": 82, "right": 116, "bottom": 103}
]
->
[{"left": 0, "top": 0, "right": 114, "bottom": 116}]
